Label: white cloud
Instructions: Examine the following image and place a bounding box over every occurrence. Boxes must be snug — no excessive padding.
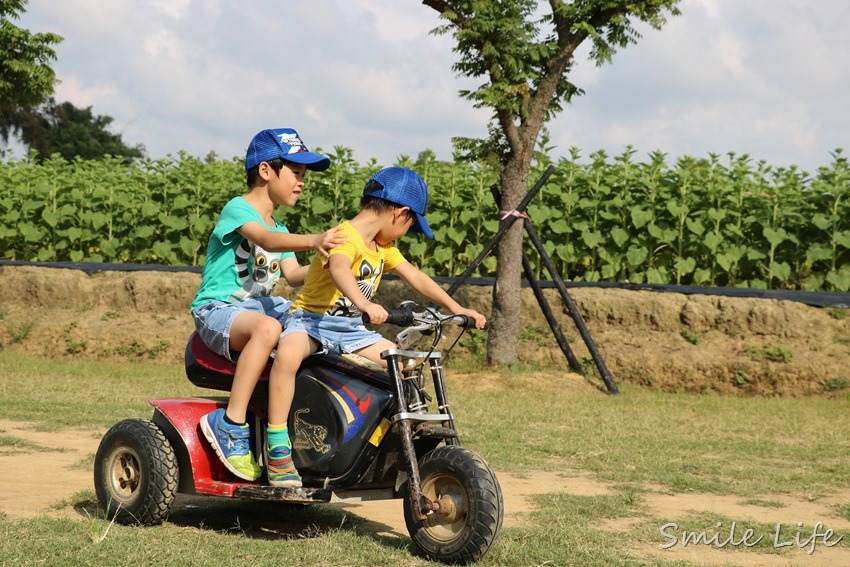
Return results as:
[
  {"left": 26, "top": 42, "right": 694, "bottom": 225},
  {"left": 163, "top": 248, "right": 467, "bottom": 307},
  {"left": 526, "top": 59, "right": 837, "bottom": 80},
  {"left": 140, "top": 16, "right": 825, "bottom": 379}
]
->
[
  {"left": 12, "top": 0, "right": 850, "bottom": 172},
  {"left": 150, "top": 0, "right": 192, "bottom": 20}
]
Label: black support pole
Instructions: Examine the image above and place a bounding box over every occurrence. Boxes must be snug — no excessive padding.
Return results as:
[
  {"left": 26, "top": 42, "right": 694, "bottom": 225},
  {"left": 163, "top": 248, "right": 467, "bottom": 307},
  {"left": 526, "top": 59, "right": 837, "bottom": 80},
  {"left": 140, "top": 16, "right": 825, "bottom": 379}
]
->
[
  {"left": 444, "top": 164, "right": 619, "bottom": 394},
  {"left": 520, "top": 243, "right": 585, "bottom": 375},
  {"left": 487, "top": 185, "right": 584, "bottom": 376},
  {"left": 446, "top": 165, "right": 555, "bottom": 296},
  {"left": 519, "top": 211, "right": 620, "bottom": 394}
]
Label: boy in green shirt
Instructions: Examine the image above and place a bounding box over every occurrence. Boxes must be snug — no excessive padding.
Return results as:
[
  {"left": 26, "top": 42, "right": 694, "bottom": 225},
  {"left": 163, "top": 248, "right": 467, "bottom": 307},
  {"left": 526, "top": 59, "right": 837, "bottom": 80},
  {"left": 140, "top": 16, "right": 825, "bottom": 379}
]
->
[{"left": 192, "top": 128, "right": 344, "bottom": 487}]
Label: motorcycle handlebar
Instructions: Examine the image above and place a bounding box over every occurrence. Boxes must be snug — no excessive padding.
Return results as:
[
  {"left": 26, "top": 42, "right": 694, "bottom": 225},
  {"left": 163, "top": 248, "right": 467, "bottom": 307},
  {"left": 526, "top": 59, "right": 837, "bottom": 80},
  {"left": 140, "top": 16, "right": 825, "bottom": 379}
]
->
[
  {"left": 362, "top": 306, "right": 414, "bottom": 327},
  {"left": 362, "top": 306, "right": 488, "bottom": 330},
  {"left": 453, "top": 314, "right": 488, "bottom": 330}
]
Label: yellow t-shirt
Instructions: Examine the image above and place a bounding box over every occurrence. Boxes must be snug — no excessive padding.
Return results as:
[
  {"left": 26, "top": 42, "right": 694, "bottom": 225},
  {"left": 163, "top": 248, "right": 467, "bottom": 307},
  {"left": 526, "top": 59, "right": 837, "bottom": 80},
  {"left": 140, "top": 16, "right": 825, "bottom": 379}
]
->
[{"left": 293, "top": 221, "right": 407, "bottom": 316}]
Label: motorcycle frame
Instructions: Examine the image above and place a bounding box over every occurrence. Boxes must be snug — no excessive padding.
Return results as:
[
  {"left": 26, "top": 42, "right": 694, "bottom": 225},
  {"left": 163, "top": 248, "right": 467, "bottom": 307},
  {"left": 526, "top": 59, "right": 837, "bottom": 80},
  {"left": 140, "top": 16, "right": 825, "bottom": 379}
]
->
[{"left": 148, "top": 342, "right": 460, "bottom": 520}]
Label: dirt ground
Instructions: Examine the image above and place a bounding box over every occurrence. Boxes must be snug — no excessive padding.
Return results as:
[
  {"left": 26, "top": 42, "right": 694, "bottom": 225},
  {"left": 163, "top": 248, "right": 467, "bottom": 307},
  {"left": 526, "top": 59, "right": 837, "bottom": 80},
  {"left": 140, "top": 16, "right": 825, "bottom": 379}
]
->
[{"left": 2, "top": 265, "right": 850, "bottom": 565}]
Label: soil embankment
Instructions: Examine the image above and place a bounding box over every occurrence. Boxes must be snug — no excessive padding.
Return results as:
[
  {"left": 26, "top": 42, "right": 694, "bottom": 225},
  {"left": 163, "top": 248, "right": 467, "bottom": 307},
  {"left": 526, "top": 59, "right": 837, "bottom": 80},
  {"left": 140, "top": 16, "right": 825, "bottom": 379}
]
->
[{"left": 1, "top": 265, "right": 849, "bottom": 396}]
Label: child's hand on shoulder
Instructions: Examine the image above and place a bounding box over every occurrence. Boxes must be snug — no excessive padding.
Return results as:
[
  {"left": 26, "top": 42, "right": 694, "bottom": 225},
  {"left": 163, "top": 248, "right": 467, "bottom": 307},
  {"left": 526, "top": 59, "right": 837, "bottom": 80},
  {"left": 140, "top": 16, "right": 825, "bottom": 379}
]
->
[{"left": 313, "top": 225, "right": 348, "bottom": 257}]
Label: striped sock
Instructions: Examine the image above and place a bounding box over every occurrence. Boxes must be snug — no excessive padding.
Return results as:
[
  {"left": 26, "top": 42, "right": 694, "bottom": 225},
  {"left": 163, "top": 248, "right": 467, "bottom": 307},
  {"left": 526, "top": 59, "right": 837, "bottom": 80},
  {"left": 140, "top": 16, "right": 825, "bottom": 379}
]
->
[{"left": 267, "top": 424, "right": 301, "bottom": 486}]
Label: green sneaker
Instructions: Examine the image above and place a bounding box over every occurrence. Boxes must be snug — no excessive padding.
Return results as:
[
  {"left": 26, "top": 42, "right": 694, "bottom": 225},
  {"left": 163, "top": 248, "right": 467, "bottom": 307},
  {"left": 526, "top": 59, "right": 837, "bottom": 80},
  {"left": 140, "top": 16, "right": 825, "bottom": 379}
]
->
[{"left": 200, "top": 409, "right": 261, "bottom": 481}]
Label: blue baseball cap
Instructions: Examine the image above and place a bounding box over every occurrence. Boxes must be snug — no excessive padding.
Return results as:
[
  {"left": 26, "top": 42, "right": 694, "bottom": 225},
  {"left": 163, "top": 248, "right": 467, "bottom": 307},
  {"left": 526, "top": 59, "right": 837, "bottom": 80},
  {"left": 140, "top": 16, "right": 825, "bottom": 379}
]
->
[
  {"left": 245, "top": 128, "right": 330, "bottom": 172},
  {"left": 364, "top": 167, "right": 433, "bottom": 239}
]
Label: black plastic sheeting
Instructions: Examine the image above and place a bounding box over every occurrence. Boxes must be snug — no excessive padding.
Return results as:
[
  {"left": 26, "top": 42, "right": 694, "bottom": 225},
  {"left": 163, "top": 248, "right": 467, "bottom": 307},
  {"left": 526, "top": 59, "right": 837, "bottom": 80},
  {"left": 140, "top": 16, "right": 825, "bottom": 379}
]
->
[{"left": 2, "top": 260, "right": 849, "bottom": 308}]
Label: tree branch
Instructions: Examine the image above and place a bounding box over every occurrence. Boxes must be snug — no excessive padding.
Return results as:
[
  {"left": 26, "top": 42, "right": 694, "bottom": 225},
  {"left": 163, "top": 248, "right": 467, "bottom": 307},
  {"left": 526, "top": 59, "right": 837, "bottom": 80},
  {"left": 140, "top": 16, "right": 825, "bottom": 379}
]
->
[{"left": 421, "top": 0, "right": 470, "bottom": 27}]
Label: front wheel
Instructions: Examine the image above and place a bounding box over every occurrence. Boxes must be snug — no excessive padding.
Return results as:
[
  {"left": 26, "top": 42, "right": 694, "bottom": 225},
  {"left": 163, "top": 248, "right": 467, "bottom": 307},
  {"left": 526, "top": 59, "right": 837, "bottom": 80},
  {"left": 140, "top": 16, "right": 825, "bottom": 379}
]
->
[
  {"left": 403, "top": 446, "right": 503, "bottom": 564},
  {"left": 93, "top": 418, "right": 178, "bottom": 525}
]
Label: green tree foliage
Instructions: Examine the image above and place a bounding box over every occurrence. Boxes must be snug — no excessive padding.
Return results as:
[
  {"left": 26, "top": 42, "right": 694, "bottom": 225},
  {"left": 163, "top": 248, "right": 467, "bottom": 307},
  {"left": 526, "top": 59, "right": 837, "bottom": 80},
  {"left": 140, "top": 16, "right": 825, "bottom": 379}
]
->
[
  {"left": 10, "top": 97, "right": 145, "bottom": 163},
  {"left": 422, "top": 0, "right": 682, "bottom": 365},
  {"left": 0, "top": 0, "right": 62, "bottom": 145}
]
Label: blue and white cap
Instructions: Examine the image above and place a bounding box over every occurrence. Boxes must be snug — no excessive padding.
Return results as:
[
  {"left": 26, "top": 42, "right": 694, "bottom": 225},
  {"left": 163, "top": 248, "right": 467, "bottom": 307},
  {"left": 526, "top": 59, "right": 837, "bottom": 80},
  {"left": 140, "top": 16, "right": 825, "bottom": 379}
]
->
[
  {"left": 364, "top": 167, "right": 433, "bottom": 239},
  {"left": 245, "top": 128, "right": 330, "bottom": 172}
]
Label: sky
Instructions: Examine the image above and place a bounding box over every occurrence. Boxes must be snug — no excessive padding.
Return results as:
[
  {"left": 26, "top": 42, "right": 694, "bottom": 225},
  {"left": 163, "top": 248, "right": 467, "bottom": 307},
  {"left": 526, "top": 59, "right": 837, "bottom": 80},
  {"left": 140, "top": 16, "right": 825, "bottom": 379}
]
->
[{"left": 10, "top": 0, "right": 850, "bottom": 173}]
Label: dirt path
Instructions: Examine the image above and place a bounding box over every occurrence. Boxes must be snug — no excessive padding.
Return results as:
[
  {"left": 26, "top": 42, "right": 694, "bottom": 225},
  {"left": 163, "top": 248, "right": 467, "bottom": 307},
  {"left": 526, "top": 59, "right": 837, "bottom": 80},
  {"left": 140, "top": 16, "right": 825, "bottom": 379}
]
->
[{"left": 3, "top": 419, "right": 850, "bottom": 566}]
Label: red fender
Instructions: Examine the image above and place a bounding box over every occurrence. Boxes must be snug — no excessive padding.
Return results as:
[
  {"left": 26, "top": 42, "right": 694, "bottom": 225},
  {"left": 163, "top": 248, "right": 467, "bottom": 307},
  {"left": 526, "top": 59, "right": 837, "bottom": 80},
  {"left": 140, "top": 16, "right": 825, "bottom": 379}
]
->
[{"left": 150, "top": 397, "right": 261, "bottom": 496}]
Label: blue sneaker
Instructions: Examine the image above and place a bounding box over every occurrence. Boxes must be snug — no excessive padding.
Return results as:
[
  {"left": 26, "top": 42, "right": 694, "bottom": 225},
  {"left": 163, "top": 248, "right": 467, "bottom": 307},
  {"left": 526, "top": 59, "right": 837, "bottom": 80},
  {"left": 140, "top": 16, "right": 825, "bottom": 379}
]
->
[{"left": 199, "top": 409, "right": 261, "bottom": 481}]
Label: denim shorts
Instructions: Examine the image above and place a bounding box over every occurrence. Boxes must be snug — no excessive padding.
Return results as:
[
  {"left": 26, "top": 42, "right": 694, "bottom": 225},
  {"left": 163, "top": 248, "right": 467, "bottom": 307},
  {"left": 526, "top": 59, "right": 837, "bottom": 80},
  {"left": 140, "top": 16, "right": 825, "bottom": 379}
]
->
[
  {"left": 192, "top": 296, "right": 293, "bottom": 361},
  {"left": 282, "top": 308, "right": 383, "bottom": 355}
]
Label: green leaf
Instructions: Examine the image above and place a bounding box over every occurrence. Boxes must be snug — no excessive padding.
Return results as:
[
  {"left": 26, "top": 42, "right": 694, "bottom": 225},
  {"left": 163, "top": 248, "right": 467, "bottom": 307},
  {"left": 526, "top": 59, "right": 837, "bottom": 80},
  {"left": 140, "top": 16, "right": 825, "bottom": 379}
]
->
[
  {"left": 141, "top": 202, "right": 160, "bottom": 216},
  {"left": 20, "top": 222, "right": 46, "bottom": 242},
  {"left": 646, "top": 267, "right": 668, "bottom": 284},
  {"left": 158, "top": 213, "right": 188, "bottom": 231},
  {"left": 311, "top": 196, "right": 334, "bottom": 215},
  {"left": 446, "top": 226, "right": 465, "bottom": 246},
  {"left": 581, "top": 230, "right": 603, "bottom": 249},
  {"left": 835, "top": 230, "right": 850, "bottom": 249},
  {"left": 769, "top": 261, "right": 791, "bottom": 282},
  {"left": 407, "top": 240, "right": 428, "bottom": 257},
  {"left": 685, "top": 218, "right": 705, "bottom": 236},
  {"left": 647, "top": 223, "right": 676, "bottom": 244},
  {"left": 100, "top": 239, "right": 120, "bottom": 258},
  {"left": 601, "top": 263, "right": 620, "bottom": 279},
  {"left": 716, "top": 253, "right": 737, "bottom": 271},
  {"left": 610, "top": 227, "right": 629, "bottom": 248},
  {"left": 674, "top": 257, "right": 696, "bottom": 275},
  {"left": 629, "top": 206, "right": 652, "bottom": 229},
  {"left": 666, "top": 201, "right": 688, "bottom": 217},
  {"left": 693, "top": 268, "right": 712, "bottom": 285},
  {"left": 89, "top": 212, "right": 109, "bottom": 231},
  {"left": 625, "top": 246, "right": 648, "bottom": 267},
  {"left": 135, "top": 225, "right": 156, "bottom": 239},
  {"left": 179, "top": 237, "right": 197, "bottom": 258},
  {"left": 433, "top": 246, "right": 452, "bottom": 264},
  {"left": 66, "top": 227, "right": 82, "bottom": 241},
  {"left": 22, "top": 198, "right": 43, "bottom": 213},
  {"left": 706, "top": 207, "right": 726, "bottom": 222},
  {"left": 803, "top": 274, "right": 825, "bottom": 291},
  {"left": 811, "top": 213, "right": 832, "bottom": 231},
  {"left": 152, "top": 241, "right": 175, "bottom": 261},
  {"left": 550, "top": 218, "right": 570, "bottom": 235},
  {"left": 763, "top": 227, "right": 789, "bottom": 247},
  {"left": 172, "top": 194, "right": 192, "bottom": 211},
  {"left": 826, "top": 268, "right": 850, "bottom": 291},
  {"left": 42, "top": 209, "right": 60, "bottom": 228},
  {"left": 703, "top": 232, "right": 723, "bottom": 253},
  {"left": 805, "top": 244, "right": 832, "bottom": 264}
]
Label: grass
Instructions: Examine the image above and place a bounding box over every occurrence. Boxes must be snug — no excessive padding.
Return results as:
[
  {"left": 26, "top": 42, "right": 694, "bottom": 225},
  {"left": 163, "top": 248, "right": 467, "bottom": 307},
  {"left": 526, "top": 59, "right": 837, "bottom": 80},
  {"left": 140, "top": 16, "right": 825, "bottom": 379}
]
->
[{"left": 2, "top": 350, "right": 850, "bottom": 566}]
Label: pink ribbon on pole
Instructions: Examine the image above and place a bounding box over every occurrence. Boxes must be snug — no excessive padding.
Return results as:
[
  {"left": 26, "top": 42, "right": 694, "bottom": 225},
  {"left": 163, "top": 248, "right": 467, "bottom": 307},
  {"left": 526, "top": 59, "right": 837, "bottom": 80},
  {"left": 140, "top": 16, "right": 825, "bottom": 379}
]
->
[{"left": 499, "top": 209, "right": 531, "bottom": 222}]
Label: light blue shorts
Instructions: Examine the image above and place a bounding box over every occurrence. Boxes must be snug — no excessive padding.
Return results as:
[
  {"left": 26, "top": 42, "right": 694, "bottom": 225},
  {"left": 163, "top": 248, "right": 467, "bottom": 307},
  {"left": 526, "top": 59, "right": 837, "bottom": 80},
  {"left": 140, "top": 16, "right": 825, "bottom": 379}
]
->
[
  {"left": 192, "top": 296, "right": 293, "bottom": 361},
  {"left": 282, "top": 309, "right": 383, "bottom": 355}
]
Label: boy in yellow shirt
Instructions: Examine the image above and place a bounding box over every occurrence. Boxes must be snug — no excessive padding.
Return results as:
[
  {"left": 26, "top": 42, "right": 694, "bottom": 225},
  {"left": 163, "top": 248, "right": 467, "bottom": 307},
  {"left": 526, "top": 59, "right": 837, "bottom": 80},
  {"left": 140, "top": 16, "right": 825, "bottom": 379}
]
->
[{"left": 270, "top": 166, "right": 487, "bottom": 487}]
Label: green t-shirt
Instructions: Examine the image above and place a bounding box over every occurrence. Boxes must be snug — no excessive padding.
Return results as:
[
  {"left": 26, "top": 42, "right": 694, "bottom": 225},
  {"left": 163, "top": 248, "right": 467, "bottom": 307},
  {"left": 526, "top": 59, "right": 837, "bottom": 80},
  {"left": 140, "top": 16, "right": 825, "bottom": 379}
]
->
[{"left": 191, "top": 197, "right": 295, "bottom": 310}]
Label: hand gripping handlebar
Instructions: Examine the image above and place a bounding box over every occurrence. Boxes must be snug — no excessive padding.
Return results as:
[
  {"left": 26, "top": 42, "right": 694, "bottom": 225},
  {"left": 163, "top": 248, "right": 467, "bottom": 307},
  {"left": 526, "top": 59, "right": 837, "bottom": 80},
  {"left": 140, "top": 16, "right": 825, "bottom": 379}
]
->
[
  {"left": 362, "top": 304, "right": 484, "bottom": 330},
  {"left": 361, "top": 304, "right": 415, "bottom": 327}
]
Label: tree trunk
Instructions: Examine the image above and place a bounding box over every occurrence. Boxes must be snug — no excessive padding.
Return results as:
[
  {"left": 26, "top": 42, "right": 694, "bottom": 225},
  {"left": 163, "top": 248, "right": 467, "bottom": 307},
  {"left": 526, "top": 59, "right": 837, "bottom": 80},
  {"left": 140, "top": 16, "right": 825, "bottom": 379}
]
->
[
  {"left": 486, "top": 161, "right": 528, "bottom": 365},
  {"left": 486, "top": 220, "right": 524, "bottom": 365}
]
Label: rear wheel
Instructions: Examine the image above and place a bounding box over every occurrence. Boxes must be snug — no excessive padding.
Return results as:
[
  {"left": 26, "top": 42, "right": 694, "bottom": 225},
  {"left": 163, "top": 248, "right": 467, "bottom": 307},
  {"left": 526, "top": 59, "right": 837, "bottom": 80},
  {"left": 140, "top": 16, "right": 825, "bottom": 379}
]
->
[
  {"left": 93, "top": 418, "right": 178, "bottom": 525},
  {"left": 403, "top": 446, "right": 503, "bottom": 564}
]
